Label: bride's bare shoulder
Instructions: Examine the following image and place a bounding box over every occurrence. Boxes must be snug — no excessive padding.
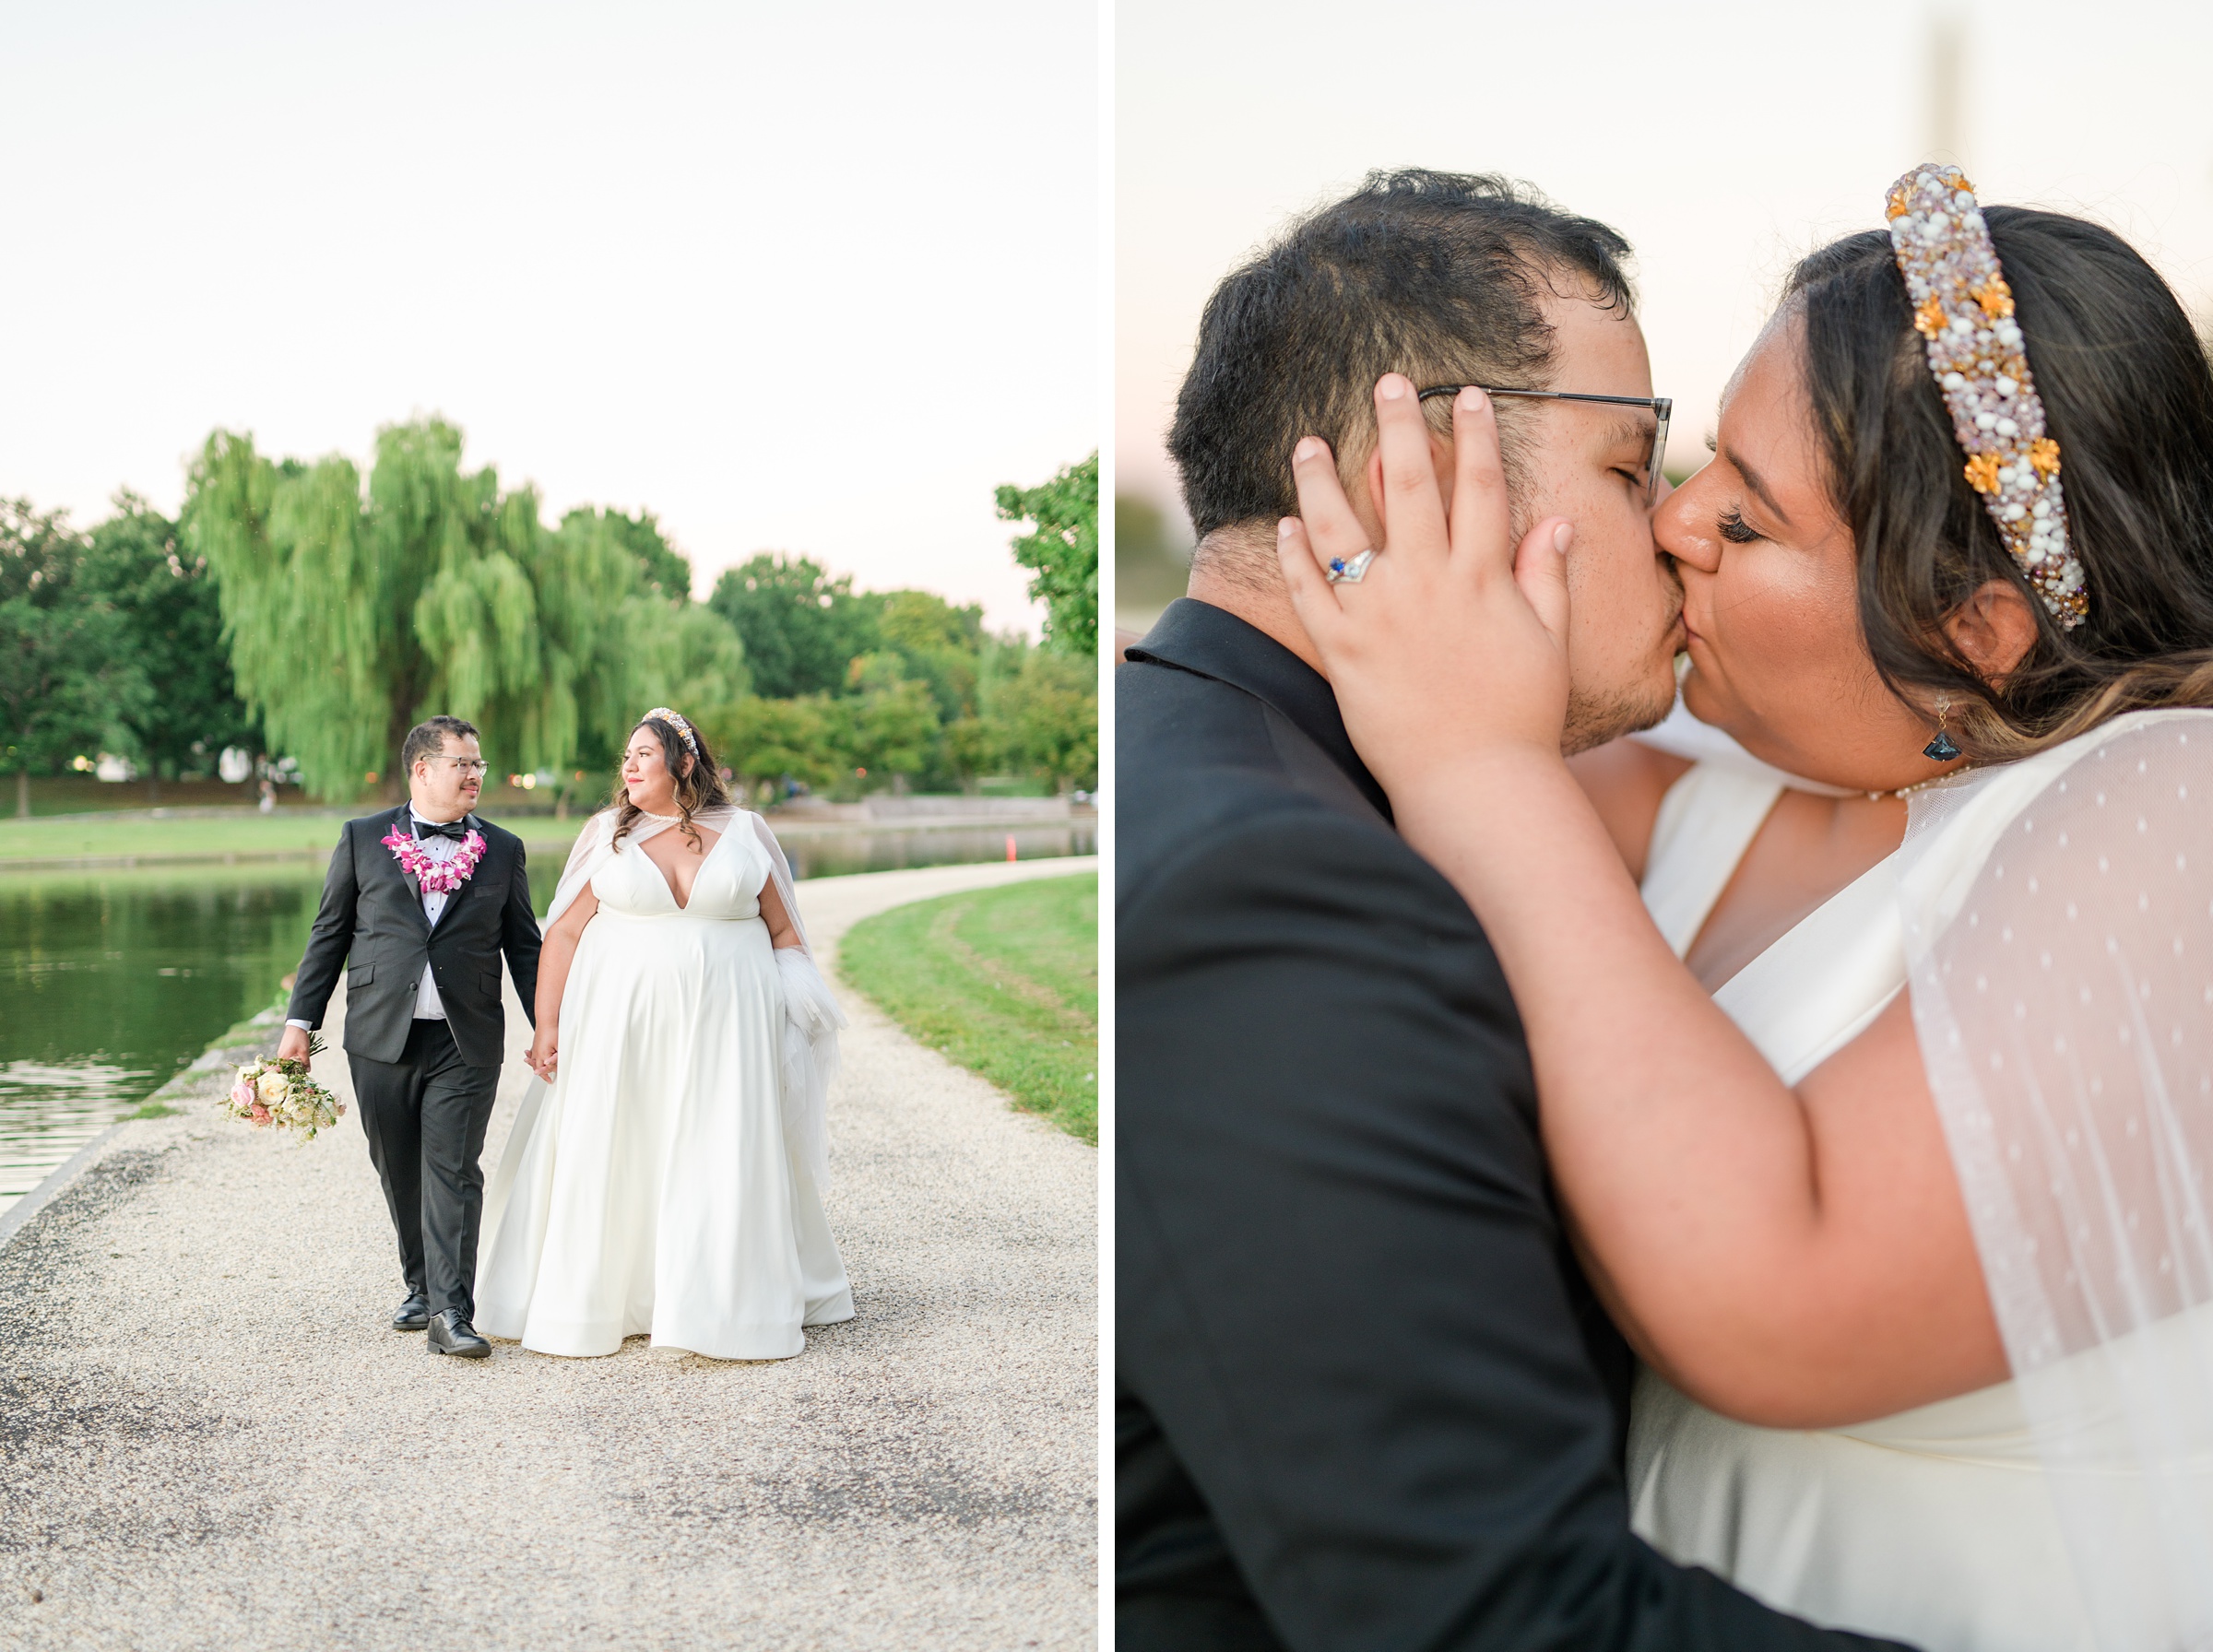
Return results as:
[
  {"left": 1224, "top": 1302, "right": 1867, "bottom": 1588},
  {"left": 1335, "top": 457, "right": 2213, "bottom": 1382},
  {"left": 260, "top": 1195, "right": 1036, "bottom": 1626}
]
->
[{"left": 1568, "top": 738, "right": 1694, "bottom": 881}]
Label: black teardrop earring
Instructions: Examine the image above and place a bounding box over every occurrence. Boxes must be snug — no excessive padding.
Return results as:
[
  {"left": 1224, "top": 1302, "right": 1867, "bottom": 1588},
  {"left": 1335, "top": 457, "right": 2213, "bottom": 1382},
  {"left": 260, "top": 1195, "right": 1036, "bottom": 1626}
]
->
[{"left": 1923, "top": 699, "right": 1961, "bottom": 763}]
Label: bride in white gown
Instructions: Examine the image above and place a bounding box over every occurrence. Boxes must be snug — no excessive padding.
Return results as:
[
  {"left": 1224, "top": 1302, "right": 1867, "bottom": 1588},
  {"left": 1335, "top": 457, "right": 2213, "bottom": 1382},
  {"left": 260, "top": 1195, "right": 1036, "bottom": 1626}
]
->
[
  {"left": 1278, "top": 169, "right": 2213, "bottom": 1649},
  {"left": 475, "top": 708, "right": 852, "bottom": 1360}
]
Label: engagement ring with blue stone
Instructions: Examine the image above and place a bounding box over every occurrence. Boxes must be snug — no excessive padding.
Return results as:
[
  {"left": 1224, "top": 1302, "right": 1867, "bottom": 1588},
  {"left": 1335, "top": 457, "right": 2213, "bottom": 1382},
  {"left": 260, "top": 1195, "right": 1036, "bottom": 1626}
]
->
[{"left": 1325, "top": 549, "right": 1377, "bottom": 585}]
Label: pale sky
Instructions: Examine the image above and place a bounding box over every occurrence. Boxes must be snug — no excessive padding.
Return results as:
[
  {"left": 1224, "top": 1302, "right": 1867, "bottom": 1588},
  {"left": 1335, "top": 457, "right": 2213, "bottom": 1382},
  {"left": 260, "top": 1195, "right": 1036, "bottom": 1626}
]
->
[
  {"left": 1119, "top": 0, "right": 2213, "bottom": 551},
  {"left": 1, "top": 1, "right": 1097, "bottom": 633}
]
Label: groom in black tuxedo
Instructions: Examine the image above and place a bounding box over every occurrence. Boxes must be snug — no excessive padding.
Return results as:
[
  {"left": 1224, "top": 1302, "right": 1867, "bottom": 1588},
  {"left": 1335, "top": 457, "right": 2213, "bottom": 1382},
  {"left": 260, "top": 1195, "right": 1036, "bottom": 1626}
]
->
[
  {"left": 281, "top": 715, "right": 541, "bottom": 1359},
  {"left": 1119, "top": 171, "right": 1911, "bottom": 1648}
]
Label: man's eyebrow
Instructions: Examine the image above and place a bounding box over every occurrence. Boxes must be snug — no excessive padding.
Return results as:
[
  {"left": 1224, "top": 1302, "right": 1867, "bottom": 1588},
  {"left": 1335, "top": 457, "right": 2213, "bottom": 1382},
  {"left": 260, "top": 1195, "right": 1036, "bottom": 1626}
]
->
[
  {"left": 1721, "top": 440, "right": 1793, "bottom": 528},
  {"left": 1598, "top": 412, "right": 1653, "bottom": 454}
]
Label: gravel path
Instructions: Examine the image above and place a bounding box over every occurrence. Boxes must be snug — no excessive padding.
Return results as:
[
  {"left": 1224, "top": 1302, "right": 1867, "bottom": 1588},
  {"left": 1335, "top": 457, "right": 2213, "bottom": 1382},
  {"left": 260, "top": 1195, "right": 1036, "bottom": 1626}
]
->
[{"left": 0, "top": 857, "right": 1098, "bottom": 1650}]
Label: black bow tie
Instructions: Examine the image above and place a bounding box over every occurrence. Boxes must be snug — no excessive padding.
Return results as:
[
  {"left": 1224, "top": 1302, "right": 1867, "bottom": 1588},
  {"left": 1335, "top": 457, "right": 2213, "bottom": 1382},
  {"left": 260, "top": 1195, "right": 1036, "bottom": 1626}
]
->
[{"left": 413, "top": 817, "right": 469, "bottom": 842}]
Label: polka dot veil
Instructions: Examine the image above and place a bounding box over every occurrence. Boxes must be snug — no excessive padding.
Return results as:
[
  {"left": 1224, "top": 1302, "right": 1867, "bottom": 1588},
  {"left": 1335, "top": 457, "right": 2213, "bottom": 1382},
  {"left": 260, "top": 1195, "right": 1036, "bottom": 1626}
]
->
[{"left": 1899, "top": 708, "right": 2213, "bottom": 1642}]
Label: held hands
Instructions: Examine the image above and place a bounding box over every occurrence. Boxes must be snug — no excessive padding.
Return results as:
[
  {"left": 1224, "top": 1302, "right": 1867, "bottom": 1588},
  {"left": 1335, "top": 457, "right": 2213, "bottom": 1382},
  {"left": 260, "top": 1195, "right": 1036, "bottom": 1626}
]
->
[
  {"left": 277, "top": 1024, "right": 314, "bottom": 1070},
  {"left": 527, "top": 1030, "right": 558, "bottom": 1081},
  {"left": 1276, "top": 376, "right": 1577, "bottom": 795}
]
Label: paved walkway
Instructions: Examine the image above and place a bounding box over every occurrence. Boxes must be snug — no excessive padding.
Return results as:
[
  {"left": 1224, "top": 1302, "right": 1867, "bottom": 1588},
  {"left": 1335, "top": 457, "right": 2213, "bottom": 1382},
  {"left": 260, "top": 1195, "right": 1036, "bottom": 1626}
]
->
[{"left": 0, "top": 858, "right": 1097, "bottom": 1650}]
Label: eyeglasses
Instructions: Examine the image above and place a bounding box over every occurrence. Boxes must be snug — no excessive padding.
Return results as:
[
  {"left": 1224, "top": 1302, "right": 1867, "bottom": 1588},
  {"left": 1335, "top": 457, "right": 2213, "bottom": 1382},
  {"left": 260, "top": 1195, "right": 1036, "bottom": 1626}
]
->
[
  {"left": 431, "top": 758, "right": 490, "bottom": 778},
  {"left": 1416, "top": 384, "right": 1674, "bottom": 509}
]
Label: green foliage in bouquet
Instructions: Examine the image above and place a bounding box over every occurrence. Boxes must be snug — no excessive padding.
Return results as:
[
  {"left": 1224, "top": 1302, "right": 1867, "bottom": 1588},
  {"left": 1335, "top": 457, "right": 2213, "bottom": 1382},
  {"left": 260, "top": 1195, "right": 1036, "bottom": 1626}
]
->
[{"left": 223, "top": 1034, "right": 347, "bottom": 1139}]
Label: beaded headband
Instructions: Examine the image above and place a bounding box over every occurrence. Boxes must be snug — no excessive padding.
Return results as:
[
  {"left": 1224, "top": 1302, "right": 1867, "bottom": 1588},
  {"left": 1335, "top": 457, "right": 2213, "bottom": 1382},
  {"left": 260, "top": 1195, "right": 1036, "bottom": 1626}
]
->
[
  {"left": 1885, "top": 164, "right": 2087, "bottom": 628},
  {"left": 642, "top": 706, "right": 701, "bottom": 759}
]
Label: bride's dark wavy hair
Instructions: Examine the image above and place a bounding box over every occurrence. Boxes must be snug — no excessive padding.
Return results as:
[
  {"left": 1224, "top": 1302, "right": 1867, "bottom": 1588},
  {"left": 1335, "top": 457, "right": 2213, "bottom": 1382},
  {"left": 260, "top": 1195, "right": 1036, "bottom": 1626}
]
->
[
  {"left": 609, "top": 714, "right": 729, "bottom": 851},
  {"left": 1786, "top": 206, "right": 2213, "bottom": 760}
]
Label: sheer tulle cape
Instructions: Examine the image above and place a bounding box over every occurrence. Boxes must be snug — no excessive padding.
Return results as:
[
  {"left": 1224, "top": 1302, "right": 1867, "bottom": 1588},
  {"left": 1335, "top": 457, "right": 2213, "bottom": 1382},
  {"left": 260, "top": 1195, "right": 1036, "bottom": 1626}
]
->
[
  {"left": 1897, "top": 709, "right": 2213, "bottom": 1646},
  {"left": 539, "top": 804, "right": 843, "bottom": 1186}
]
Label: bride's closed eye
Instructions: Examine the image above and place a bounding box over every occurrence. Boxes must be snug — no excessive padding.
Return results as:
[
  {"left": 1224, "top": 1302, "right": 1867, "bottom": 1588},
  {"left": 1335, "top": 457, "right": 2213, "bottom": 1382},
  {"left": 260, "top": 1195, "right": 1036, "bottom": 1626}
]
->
[{"left": 1717, "top": 505, "right": 1764, "bottom": 545}]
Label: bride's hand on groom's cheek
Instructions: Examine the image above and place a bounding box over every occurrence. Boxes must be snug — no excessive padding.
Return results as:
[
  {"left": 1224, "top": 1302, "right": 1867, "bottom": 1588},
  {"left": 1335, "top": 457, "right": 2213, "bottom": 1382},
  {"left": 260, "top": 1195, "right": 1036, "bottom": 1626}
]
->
[{"left": 1275, "top": 373, "right": 1579, "bottom": 785}]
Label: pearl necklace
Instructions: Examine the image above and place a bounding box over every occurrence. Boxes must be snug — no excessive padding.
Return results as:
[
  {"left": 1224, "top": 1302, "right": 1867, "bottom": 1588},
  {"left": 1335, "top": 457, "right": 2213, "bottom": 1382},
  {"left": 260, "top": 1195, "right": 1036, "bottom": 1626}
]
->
[{"left": 1872, "top": 769, "right": 1970, "bottom": 801}]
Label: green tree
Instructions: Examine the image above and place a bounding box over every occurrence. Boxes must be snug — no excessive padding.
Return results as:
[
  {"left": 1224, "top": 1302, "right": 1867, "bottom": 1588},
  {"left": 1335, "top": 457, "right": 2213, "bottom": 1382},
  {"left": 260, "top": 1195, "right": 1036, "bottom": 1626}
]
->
[
  {"left": 941, "top": 714, "right": 1000, "bottom": 789},
  {"left": 996, "top": 452, "right": 1098, "bottom": 656},
  {"left": 0, "top": 501, "right": 148, "bottom": 816},
  {"left": 842, "top": 654, "right": 944, "bottom": 785},
  {"left": 988, "top": 647, "right": 1097, "bottom": 792},
  {"left": 561, "top": 504, "right": 692, "bottom": 601},
  {"left": 77, "top": 492, "right": 259, "bottom": 786},
  {"left": 701, "top": 695, "right": 841, "bottom": 795},
  {"left": 186, "top": 418, "right": 741, "bottom": 802},
  {"left": 871, "top": 588, "right": 984, "bottom": 724},
  {"left": 692, "top": 551, "right": 1102, "bottom": 800},
  {"left": 650, "top": 601, "right": 750, "bottom": 720},
  {"left": 707, "top": 553, "right": 881, "bottom": 699}
]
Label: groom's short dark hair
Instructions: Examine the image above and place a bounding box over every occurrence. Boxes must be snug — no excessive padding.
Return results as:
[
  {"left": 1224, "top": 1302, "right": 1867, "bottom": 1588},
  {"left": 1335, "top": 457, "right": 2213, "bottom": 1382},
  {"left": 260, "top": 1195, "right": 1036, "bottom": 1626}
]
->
[
  {"left": 1169, "top": 169, "right": 1635, "bottom": 542},
  {"left": 401, "top": 715, "right": 479, "bottom": 775}
]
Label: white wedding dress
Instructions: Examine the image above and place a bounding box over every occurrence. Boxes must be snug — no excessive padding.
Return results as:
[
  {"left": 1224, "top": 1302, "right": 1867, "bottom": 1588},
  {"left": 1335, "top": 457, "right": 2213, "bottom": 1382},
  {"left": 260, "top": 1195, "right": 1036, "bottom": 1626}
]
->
[
  {"left": 1627, "top": 706, "right": 2213, "bottom": 1650},
  {"left": 475, "top": 808, "right": 853, "bottom": 1360}
]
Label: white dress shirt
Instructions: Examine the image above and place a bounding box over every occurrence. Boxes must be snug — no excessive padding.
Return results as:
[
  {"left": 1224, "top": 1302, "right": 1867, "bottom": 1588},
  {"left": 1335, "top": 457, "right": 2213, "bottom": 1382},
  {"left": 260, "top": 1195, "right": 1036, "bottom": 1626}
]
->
[
  {"left": 404, "top": 807, "right": 466, "bottom": 1020},
  {"left": 289, "top": 806, "right": 469, "bottom": 1032}
]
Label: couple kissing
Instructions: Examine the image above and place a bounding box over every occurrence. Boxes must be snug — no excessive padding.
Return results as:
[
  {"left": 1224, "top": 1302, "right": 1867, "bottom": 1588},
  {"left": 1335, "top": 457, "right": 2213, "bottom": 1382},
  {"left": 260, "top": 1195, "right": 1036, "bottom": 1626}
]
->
[{"left": 1120, "top": 166, "right": 2213, "bottom": 1650}]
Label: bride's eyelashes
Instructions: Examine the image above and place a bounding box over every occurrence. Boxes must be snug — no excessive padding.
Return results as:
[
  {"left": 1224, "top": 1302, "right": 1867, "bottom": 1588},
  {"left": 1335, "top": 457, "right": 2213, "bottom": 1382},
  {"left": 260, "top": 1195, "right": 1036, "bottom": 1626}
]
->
[{"left": 1717, "top": 505, "right": 1764, "bottom": 546}]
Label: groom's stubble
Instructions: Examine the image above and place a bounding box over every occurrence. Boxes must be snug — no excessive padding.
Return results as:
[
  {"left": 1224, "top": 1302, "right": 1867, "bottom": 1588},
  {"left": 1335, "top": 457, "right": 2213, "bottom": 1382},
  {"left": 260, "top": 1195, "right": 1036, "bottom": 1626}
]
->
[{"left": 1186, "top": 287, "right": 1683, "bottom": 757}]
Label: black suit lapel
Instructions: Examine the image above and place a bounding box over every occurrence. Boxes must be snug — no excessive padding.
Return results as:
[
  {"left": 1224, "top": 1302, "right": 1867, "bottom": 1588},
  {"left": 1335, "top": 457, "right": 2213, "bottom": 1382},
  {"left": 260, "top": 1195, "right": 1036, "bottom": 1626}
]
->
[
  {"left": 377, "top": 805, "right": 430, "bottom": 926},
  {"left": 1126, "top": 598, "right": 1393, "bottom": 823}
]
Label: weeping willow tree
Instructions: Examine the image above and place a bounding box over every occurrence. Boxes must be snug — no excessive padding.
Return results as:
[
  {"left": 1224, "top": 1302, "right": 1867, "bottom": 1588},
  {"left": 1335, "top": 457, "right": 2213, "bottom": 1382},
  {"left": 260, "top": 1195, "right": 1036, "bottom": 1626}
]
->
[{"left": 184, "top": 419, "right": 745, "bottom": 801}]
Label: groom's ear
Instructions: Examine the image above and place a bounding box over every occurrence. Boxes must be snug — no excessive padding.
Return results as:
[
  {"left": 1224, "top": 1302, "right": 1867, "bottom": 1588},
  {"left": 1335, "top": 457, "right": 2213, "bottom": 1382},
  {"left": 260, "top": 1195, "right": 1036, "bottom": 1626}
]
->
[{"left": 1355, "top": 429, "right": 1456, "bottom": 545}]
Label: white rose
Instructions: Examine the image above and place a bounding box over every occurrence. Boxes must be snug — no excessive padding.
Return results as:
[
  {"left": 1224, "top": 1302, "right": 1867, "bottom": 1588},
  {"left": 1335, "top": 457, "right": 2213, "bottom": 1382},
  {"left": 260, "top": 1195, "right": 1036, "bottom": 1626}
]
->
[{"left": 256, "top": 1068, "right": 290, "bottom": 1105}]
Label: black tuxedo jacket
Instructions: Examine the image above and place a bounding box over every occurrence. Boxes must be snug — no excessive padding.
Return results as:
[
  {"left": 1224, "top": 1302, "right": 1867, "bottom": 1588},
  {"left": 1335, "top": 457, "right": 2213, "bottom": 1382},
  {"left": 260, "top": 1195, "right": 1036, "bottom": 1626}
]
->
[
  {"left": 287, "top": 806, "right": 542, "bottom": 1068},
  {"left": 1117, "top": 600, "right": 1908, "bottom": 1652}
]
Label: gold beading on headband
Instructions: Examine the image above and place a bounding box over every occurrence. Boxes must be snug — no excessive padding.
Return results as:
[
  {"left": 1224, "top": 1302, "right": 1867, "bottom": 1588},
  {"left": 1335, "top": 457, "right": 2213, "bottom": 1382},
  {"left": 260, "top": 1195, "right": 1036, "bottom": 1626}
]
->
[{"left": 1886, "top": 164, "right": 2087, "bottom": 629}]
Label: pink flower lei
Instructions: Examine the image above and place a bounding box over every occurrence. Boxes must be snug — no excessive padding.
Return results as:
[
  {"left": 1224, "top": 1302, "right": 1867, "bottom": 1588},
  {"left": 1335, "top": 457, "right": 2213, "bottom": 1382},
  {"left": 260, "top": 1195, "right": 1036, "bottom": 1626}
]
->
[{"left": 382, "top": 823, "right": 487, "bottom": 893}]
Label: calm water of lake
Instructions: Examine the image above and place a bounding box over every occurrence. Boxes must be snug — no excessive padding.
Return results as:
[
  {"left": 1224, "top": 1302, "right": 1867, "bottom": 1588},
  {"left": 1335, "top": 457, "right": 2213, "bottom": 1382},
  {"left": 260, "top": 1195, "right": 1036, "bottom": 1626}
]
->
[{"left": 0, "top": 822, "right": 1092, "bottom": 1213}]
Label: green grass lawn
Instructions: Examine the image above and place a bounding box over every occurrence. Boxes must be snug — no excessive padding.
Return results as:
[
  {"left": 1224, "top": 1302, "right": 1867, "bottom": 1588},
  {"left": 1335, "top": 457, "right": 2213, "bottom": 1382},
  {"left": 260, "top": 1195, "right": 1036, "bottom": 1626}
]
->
[
  {"left": 838, "top": 873, "right": 1097, "bottom": 1143},
  {"left": 0, "top": 810, "right": 587, "bottom": 868}
]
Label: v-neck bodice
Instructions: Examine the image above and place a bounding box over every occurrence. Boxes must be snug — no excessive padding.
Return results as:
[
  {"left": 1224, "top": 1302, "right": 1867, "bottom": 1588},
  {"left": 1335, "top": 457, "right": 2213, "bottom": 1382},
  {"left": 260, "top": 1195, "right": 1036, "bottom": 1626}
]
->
[
  {"left": 1639, "top": 761, "right": 1904, "bottom": 1084},
  {"left": 592, "top": 825, "right": 764, "bottom": 920}
]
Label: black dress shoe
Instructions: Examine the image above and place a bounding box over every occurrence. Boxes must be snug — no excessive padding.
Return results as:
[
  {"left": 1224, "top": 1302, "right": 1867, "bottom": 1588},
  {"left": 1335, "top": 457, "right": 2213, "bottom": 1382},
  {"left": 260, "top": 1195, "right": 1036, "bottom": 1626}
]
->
[
  {"left": 392, "top": 1292, "right": 431, "bottom": 1333},
  {"left": 428, "top": 1308, "right": 491, "bottom": 1359}
]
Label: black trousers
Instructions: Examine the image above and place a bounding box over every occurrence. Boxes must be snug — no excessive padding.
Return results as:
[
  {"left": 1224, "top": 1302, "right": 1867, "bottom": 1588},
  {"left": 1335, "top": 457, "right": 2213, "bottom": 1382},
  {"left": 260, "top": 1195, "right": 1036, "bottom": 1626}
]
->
[{"left": 349, "top": 1018, "right": 502, "bottom": 1317}]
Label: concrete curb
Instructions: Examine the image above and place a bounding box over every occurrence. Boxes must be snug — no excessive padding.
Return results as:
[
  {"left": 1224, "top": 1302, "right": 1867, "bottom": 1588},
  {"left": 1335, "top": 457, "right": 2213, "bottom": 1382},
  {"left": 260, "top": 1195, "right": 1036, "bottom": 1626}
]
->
[
  {"left": 0, "top": 1124, "right": 129, "bottom": 1253},
  {"left": 0, "top": 1017, "right": 286, "bottom": 1258}
]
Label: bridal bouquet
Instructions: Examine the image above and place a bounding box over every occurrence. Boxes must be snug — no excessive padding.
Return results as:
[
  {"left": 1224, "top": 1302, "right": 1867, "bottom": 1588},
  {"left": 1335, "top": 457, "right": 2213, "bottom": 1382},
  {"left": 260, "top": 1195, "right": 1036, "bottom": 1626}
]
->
[{"left": 222, "top": 1037, "right": 346, "bottom": 1139}]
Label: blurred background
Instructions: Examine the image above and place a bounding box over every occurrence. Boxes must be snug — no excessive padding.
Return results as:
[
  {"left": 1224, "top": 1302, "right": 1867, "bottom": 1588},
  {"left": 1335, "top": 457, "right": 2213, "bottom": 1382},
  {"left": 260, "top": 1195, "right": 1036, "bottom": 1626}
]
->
[{"left": 1117, "top": 0, "right": 2213, "bottom": 634}]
